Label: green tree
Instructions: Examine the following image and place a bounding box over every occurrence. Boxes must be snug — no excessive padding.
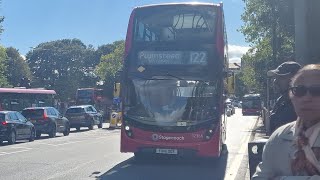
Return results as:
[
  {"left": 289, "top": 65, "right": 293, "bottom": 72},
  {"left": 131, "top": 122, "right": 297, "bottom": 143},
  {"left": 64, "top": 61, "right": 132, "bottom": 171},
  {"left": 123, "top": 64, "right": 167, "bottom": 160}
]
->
[
  {"left": 95, "top": 40, "right": 124, "bottom": 98},
  {"left": 238, "top": 0, "right": 295, "bottom": 98},
  {"left": 0, "top": 45, "right": 8, "bottom": 87},
  {"left": 26, "top": 39, "right": 98, "bottom": 100},
  {"left": 6, "top": 47, "right": 32, "bottom": 87}
]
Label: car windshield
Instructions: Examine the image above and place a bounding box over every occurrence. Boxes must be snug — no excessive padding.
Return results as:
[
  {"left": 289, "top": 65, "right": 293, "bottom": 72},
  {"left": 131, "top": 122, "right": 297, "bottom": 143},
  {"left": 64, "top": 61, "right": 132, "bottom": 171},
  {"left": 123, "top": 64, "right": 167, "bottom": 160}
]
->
[{"left": 66, "top": 108, "right": 85, "bottom": 114}]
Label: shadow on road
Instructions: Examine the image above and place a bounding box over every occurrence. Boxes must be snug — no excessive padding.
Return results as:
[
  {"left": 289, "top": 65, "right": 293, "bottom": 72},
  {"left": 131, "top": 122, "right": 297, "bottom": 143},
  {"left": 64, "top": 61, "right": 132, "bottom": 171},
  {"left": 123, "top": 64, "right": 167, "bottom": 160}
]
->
[{"left": 95, "top": 152, "right": 228, "bottom": 180}]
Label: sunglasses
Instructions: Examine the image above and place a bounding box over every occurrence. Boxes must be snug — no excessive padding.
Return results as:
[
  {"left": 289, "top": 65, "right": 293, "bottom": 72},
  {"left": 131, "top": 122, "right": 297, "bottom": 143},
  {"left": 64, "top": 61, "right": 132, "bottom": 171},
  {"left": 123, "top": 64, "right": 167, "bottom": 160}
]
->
[{"left": 289, "top": 86, "right": 320, "bottom": 97}]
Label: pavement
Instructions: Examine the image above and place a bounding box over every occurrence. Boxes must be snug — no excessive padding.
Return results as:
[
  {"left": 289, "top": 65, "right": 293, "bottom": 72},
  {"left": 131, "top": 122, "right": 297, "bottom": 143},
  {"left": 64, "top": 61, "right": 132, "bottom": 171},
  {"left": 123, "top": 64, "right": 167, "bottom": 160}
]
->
[
  {"left": 252, "top": 117, "right": 269, "bottom": 141},
  {"left": 245, "top": 116, "right": 270, "bottom": 179}
]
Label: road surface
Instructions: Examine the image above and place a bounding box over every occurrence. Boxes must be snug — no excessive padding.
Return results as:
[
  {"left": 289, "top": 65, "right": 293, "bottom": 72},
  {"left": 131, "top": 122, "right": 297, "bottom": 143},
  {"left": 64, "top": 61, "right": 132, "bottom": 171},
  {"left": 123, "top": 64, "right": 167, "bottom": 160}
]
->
[{"left": 0, "top": 108, "right": 259, "bottom": 180}]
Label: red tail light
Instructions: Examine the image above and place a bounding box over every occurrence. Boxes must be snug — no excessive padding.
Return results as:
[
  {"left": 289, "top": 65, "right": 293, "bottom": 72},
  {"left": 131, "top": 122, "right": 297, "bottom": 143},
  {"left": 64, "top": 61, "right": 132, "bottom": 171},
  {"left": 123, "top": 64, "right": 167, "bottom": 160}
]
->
[
  {"left": 1, "top": 121, "right": 7, "bottom": 126},
  {"left": 43, "top": 112, "right": 48, "bottom": 120}
]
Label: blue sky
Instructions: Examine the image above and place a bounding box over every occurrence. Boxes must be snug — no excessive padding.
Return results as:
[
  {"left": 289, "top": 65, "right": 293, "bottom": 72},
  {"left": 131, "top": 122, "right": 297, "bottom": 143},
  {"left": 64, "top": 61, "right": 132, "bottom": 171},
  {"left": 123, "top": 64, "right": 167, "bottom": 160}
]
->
[{"left": 1, "top": 0, "right": 249, "bottom": 62}]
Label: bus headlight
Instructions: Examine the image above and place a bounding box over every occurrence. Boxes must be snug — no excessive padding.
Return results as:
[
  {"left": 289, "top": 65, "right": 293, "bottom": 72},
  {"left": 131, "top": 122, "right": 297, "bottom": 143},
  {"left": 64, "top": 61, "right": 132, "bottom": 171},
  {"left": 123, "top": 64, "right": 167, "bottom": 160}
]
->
[{"left": 204, "top": 126, "right": 216, "bottom": 141}]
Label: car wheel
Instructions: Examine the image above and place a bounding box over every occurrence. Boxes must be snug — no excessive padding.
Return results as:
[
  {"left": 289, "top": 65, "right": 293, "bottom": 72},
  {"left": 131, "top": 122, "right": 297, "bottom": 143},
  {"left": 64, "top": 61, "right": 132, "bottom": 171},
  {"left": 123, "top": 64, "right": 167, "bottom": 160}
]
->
[
  {"left": 48, "top": 124, "right": 56, "bottom": 138},
  {"left": 88, "top": 121, "right": 94, "bottom": 130},
  {"left": 63, "top": 123, "right": 70, "bottom": 136},
  {"left": 36, "top": 131, "right": 41, "bottom": 138},
  {"left": 98, "top": 121, "right": 103, "bottom": 128},
  {"left": 29, "top": 128, "right": 35, "bottom": 142},
  {"left": 8, "top": 130, "right": 16, "bottom": 145}
]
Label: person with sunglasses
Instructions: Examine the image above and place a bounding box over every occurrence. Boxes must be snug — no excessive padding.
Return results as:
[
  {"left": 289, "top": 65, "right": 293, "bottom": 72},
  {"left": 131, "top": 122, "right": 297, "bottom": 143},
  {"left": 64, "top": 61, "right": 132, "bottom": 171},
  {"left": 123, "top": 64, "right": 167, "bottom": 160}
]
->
[
  {"left": 253, "top": 64, "right": 320, "bottom": 180},
  {"left": 267, "top": 61, "right": 301, "bottom": 134}
]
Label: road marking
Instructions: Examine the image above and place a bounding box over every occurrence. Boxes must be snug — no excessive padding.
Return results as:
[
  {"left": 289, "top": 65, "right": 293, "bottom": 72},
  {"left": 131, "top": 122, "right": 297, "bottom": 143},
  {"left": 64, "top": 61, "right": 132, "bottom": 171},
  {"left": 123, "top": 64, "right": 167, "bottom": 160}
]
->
[
  {"left": 53, "top": 141, "right": 83, "bottom": 146},
  {"left": 225, "top": 117, "right": 258, "bottom": 180},
  {"left": 36, "top": 142, "right": 57, "bottom": 146},
  {"left": 0, "top": 152, "right": 8, "bottom": 156},
  {"left": 0, "top": 147, "right": 31, "bottom": 156},
  {"left": 47, "top": 160, "right": 95, "bottom": 179},
  {"left": 3, "top": 149, "right": 29, "bottom": 155},
  {"left": 11, "top": 146, "right": 32, "bottom": 150}
]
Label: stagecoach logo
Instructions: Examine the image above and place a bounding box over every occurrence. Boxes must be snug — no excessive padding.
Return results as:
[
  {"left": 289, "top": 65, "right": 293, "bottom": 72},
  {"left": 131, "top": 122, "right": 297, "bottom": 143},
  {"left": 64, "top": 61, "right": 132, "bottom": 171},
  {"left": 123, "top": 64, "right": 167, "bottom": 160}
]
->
[
  {"left": 151, "top": 134, "right": 185, "bottom": 141},
  {"left": 152, "top": 134, "right": 159, "bottom": 141}
]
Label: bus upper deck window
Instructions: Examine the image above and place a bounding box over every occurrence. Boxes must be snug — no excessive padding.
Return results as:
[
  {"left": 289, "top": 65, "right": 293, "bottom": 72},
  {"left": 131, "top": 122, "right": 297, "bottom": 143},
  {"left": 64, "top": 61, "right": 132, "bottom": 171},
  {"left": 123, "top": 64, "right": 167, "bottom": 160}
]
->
[{"left": 161, "top": 28, "right": 174, "bottom": 41}]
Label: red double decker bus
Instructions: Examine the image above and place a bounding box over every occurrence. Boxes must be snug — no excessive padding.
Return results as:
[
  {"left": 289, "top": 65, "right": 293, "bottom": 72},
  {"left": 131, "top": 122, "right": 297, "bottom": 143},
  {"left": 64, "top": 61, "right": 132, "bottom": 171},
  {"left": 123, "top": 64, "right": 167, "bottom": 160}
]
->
[
  {"left": 121, "top": 2, "right": 228, "bottom": 158},
  {"left": 75, "top": 88, "right": 110, "bottom": 116}
]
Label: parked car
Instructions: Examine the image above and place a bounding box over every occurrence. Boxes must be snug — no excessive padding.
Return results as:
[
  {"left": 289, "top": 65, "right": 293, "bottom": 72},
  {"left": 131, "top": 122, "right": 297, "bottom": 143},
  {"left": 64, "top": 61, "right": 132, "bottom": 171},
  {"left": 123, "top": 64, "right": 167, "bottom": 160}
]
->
[
  {"left": 22, "top": 107, "right": 70, "bottom": 138},
  {"left": 65, "top": 105, "right": 103, "bottom": 131},
  {"left": 0, "top": 111, "right": 36, "bottom": 144}
]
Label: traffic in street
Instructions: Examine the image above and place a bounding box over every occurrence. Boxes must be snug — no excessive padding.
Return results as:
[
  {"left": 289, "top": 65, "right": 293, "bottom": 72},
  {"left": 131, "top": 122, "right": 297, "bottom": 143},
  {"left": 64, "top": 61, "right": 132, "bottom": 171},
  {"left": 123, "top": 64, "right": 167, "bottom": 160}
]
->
[{"left": 0, "top": 108, "right": 259, "bottom": 180}]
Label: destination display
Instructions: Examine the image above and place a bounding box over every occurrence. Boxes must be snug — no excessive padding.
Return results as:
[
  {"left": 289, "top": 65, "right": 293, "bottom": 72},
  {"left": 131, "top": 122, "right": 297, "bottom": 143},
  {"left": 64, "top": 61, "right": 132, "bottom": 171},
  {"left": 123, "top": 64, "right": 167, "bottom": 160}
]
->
[{"left": 137, "top": 51, "right": 207, "bottom": 65}]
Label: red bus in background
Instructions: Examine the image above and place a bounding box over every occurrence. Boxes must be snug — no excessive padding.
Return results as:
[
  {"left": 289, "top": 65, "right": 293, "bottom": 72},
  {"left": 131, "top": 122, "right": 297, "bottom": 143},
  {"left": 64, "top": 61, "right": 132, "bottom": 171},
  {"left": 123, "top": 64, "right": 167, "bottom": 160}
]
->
[
  {"left": 76, "top": 88, "right": 103, "bottom": 105},
  {"left": 121, "top": 2, "right": 229, "bottom": 158},
  {"left": 242, "top": 94, "right": 262, "bottom": 116},
  {"left": 0, "top": 88, "right": 56, "bottom": 112},
  {"left": 75, "top": 88, "right": 112, "bottom": 120}
]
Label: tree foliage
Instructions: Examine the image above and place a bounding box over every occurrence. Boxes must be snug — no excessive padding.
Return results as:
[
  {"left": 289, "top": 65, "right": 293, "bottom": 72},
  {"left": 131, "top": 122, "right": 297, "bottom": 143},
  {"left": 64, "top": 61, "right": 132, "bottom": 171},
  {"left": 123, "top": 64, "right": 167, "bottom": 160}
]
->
[
  {"left": 6, "top": 47, "right": 32, "bottom": 87},
  {"left": 95, "top": 40, "right": 124, "bottom": 98},
  {"left": 0, "top": 45, "right": 8, "bottom": 87},
  {"left": 238, "top": 0, "right": 295, "bottom": 98},
  {"left": 26, "top": 39, "right": 99, "bottom": 100}
]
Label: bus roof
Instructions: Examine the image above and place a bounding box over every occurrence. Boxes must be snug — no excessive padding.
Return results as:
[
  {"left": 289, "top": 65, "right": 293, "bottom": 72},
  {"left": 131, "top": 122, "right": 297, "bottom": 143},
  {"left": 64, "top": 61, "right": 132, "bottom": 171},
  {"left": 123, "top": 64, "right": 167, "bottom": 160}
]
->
[
  {"left": 135, "top": 2, "right": 221, "bottom": 9},
  {"left": 0, "top": 88, "right": 56, "bottom": 95}
]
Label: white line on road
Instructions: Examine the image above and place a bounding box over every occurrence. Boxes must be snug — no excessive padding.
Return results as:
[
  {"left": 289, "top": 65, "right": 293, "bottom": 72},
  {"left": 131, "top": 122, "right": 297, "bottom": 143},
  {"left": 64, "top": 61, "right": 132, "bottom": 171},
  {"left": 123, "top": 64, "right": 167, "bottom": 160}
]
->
[
  {"left": 47, "top": 160, "right": 95, "bottom": 179},
  {"left": 36, "top": 142, "right": 57, "bottom": 146},
  {"left": 0, "top": 152, "right": 8, "bottom": 156},
  {"left": 37, "top": 140, "right": 83, "bottom": 147},
  {"left": 225, "top": 117, "right": 258, "bottom": 180},
  {"left": 0, "top": 149, "right": 30, "bottom": 156},
  {"left": 11, "top": 146, "right": 33, "bottom": 150},
  {"left": 52, "top": 140, "right": 83, "bottom": 146}
]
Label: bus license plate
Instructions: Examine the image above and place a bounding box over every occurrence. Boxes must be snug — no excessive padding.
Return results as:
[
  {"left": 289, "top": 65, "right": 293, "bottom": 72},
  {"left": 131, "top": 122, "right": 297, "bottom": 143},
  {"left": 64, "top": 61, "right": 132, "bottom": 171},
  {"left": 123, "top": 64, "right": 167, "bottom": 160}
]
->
[{"left": 155, "top": 148, "right": 178, "bottom": 155}]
